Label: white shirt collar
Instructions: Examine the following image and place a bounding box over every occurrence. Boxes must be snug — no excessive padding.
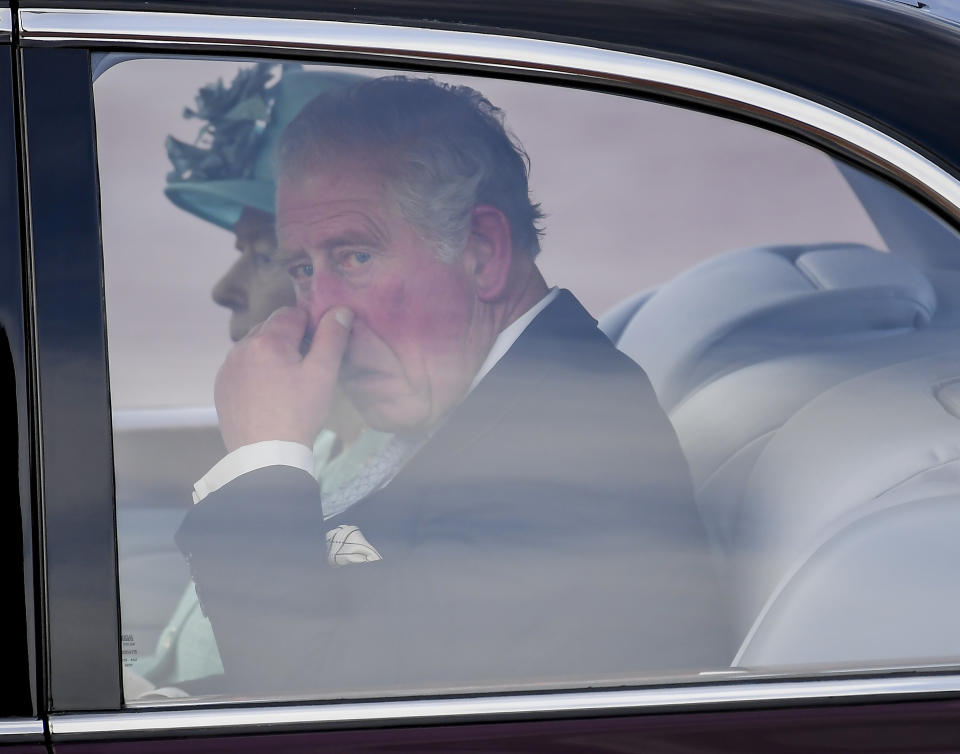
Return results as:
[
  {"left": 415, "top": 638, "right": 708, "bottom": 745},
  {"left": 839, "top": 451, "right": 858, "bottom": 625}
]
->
[{"left": 468, "top": 287, "right": 559, "bottom": 393}]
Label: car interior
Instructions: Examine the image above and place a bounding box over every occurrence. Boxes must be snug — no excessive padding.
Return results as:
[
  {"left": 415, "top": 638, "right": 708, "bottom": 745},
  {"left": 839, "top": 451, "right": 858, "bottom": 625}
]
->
[
  {"left": 600, "top": 160, "right": 960, "bottom": 670},
  {"left": 107, "top": 67, "right": 960, "bottom": 695}
]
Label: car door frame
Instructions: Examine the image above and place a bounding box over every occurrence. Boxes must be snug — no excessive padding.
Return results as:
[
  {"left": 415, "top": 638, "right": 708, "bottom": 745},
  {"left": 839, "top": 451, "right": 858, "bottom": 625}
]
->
[
  {"left": 0, "top": 2, "right": 45, "bottom": 751},
  {"left": 17, "top": 3, "right": 960, "bottom": 749}
]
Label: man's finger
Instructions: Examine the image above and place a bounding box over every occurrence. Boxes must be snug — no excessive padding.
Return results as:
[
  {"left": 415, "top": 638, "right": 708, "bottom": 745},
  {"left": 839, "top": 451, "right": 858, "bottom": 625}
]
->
[{"left": 301, "top": 306, "right": 353, "bottom": 381}]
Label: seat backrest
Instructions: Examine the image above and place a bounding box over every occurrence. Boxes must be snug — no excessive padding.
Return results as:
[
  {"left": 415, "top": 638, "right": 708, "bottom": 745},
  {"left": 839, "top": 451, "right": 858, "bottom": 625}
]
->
[
  {"left": 731, "top": 351, "right": 960, "bottom": 662},
  {"left": 736, "top": 490, "right": 960, "bottom": 669},
  {"left": 597, "top": 286, "right": 655, "bottom": 342},
  {"left": 613, "top": 244, "right": 943, "bottom": 548},
  {"left": 611, "top": 244, "right": 960, "bottom": 668}
]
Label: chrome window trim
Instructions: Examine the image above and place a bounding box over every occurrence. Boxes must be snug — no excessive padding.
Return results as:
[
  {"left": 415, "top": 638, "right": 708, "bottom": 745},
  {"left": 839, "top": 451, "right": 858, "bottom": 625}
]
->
[
  {"left": 0, "top": 8, "right": 11, "bottom": 41},
  {"left": 17, "top": 8, "right": 960, "bottom": 223},
  {"left": 0, "top": 719, "right": 45, "bottom": 739},
  {"left": 50, "top": 674, "right": 960, "bottom": 738}
]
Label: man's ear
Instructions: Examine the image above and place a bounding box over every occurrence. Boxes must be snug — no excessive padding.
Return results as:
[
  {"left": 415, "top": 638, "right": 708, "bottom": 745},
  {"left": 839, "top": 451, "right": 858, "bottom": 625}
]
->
[{"left": 464, "top": 204, "right": 513, "bottom": 301}]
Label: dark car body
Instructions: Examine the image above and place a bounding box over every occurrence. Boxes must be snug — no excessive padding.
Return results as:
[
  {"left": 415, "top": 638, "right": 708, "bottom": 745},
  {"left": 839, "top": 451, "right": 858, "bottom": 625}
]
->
[{"left": 4, "top": 0, "right": 960, "bottom": 750}]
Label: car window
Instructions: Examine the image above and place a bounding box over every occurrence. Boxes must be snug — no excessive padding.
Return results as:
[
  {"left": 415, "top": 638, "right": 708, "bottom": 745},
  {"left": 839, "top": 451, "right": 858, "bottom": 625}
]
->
[{"left": 93, "top": 55, "right": 960, "bottom": 705}]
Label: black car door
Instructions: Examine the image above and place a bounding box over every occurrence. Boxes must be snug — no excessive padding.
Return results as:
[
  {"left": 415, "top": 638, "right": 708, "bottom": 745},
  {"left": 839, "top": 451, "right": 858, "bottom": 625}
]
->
[{"left": 15, "top": 3, "right": 960, "bottom": 752}]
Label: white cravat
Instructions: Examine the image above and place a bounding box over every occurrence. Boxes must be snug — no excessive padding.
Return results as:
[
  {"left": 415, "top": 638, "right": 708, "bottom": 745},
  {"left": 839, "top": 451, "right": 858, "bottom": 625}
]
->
[{"left": 192, "top": 287, "right": 559, "bottom": 504}]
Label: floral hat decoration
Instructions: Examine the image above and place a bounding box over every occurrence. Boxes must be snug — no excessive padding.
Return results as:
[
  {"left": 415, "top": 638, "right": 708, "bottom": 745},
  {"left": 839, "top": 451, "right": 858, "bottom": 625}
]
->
[{"left": 164, "top": 63, "right": 367, "bottom": 231}]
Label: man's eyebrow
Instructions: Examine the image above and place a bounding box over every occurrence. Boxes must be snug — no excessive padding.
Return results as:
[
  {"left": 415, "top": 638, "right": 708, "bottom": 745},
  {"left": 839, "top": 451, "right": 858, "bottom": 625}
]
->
[
  {"left": 274, "top": 231, "right": 383, "bottom": 264},
  {"left": 321, "top": 232, "right": 386, "bottom": 251}
]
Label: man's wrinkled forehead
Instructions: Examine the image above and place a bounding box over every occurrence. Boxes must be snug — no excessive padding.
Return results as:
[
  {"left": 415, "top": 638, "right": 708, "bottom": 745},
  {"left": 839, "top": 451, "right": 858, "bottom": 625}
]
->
[{"left": 275, "top": 162, "right": 395, "bottom": 251}]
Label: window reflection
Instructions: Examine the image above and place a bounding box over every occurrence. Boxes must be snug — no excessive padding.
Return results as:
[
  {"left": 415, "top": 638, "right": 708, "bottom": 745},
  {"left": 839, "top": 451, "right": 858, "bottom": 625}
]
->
[{"left": 94, "top": 56, "right": 960, "bottom": 704}]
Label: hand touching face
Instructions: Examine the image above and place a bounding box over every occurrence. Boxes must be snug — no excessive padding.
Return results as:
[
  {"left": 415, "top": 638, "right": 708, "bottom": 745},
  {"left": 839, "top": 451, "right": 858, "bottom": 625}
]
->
[
  {"left": 214, "top": 304, "right": 355, "bottom": 452},
  {"left": 214, "top": 158, "right": 523, "bottom": 448},
  {"left": 275, "top": 164, "right": 497, "bottom": 434}
]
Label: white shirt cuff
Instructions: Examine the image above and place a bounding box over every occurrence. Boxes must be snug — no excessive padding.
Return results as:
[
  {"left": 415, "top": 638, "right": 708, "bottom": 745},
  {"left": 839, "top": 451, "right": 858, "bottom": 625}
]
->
[{"left": 192, "top": 441, "right": 316, "bottom": 504}]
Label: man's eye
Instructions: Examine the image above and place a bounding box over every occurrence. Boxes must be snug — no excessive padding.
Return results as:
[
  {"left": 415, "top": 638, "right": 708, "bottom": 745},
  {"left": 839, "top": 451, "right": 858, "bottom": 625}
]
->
[
  {"left": 339, "top": 250, "right": 373, "bottom": 271},
  {"left": 288, "top": 262, "right": 314, "bottom": 280}
]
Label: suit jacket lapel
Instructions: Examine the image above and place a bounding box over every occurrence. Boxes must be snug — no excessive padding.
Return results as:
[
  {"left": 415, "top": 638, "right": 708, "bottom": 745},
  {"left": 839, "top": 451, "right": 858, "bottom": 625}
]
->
[
  {"left": 331, "top": 289, "right": 606, "bottom": 553},
  {"left": 331, "top": 290, "right": 610, "bottom": 524},
  {"left": 389, "top": 289, "right": 601, "bottom": 480}
]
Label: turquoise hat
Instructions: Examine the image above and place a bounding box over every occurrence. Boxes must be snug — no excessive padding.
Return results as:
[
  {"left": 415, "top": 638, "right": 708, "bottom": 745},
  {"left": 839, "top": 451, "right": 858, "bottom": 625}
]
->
[{"left": 164, "top": 64, "right": 366, "bottom": 231}]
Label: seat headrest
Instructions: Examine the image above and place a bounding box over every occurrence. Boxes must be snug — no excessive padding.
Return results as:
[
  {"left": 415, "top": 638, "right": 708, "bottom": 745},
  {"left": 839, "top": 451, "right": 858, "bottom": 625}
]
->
[
  {"left": 615, "top": 243, "right": 937, "bottom": 410},
  {"left": 794, "top": 246, "right": 935, "bottom": 321}
]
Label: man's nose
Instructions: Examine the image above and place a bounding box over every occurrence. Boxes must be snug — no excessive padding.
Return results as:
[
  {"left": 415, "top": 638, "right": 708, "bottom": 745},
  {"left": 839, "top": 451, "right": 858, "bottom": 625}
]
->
[
  {"left": 300, "top": 267, "right": 348, "bottom": 329},
  {"left": 211, "top": 256, "right": 250, "bottom": 312}
]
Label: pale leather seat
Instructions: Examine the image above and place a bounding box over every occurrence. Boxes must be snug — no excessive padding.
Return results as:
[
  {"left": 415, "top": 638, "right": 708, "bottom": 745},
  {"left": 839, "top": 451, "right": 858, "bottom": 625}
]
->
[
  {"left": 612, "top": 243, "right": 942, "bottom": 546},
  {"left": 733, "top": 353, "right": 960, "bottom": 666},
  {"left": 607, "top": 243, "right": 960, "bottom": 667}
]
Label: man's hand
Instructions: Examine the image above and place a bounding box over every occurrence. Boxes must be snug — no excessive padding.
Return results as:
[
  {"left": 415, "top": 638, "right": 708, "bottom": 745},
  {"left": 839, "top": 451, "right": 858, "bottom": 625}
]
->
[{"left": 215, "top": 306, "right": 354, "bottom": 452}]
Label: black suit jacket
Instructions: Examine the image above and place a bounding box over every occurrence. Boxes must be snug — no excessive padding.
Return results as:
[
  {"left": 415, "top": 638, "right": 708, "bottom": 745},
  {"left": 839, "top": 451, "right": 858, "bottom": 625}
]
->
[{"left": 177, "top": 290, "right": 730, "bottom": 697}]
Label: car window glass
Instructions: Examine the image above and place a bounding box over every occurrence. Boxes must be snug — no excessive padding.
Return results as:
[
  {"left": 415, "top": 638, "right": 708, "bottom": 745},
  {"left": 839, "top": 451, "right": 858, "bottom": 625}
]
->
[{"left": 93, "top": 56, "right": 960, "bottom": 705}]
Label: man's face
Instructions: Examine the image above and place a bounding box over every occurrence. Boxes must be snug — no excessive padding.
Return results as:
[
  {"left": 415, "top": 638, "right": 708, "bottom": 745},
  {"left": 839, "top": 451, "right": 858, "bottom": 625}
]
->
[
  {"left": 276, "top": 163, "right": 491, "bottom": 433},
  {"left": 213, "top": 206, "right": 296, "bottom": 342}
]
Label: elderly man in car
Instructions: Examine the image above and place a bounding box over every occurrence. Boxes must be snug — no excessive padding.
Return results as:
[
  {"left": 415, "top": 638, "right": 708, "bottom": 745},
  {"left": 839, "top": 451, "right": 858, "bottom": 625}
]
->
[{"left": 177, "top": 76, "right": 728, "bottom": 697}]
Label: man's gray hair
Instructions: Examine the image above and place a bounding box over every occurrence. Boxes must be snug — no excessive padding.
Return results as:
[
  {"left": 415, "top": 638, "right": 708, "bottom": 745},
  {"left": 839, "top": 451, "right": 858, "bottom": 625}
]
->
[{"left": 277, "top": 76, "right": 544, "bottom": 261}]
